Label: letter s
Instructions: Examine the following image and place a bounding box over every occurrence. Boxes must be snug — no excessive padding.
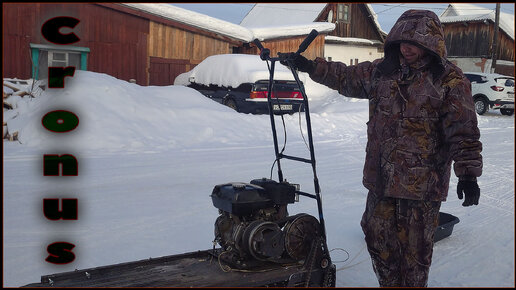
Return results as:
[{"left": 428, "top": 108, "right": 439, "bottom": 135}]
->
[{"left": 46, "top": 242, "right": 76, "bottom": 264}]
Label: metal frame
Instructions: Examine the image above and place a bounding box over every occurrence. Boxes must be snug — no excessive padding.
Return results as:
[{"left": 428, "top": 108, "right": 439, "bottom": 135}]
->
[{"left": 253, "top": 30, "right": 328, "bottom": 240}]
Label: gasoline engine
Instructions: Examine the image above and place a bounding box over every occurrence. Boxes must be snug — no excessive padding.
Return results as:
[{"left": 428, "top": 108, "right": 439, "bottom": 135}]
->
[{"left": 211, "top": 178, "right": 321, "bottom": 268}]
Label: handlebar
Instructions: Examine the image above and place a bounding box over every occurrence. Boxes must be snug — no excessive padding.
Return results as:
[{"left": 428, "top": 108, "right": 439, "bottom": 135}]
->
[
  {"left": 295, "top": 29, "right": 319, "bottom": 54},
  {"left": 252, "top": 38, "right": 264, "bottom": 51},
  {"left": 252, "top": 29, "right": 319, "bottom": 60}
]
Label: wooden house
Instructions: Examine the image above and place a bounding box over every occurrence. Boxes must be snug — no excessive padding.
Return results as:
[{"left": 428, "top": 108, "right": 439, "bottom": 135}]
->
[
  {"left": 3, "top": 3, "right": 333, "bottom": 86},
  {"left": 240, "top": 3, "right": 385, "bottom": 64},
  {"left": 440, "top": 3, "right": 515, "bottom": 76},
  {"left": 4, "top": 3, "right": 246, "bottom": 86}
]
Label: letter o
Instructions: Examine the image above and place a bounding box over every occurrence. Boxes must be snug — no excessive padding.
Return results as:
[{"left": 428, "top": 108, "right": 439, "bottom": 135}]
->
[{"left": 42, "top": 110, "right": 79, "bottom": 133}]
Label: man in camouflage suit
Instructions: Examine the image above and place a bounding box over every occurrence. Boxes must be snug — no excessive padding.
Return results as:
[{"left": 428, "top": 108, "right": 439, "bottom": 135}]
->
[{"left": 282, "top": 10, "right": 482, "bottom": 287}]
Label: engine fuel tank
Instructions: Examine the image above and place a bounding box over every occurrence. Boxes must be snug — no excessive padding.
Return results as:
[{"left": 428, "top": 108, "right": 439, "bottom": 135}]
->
[{"left": 211, "top": 182, "right": 272, "bottom": 216}]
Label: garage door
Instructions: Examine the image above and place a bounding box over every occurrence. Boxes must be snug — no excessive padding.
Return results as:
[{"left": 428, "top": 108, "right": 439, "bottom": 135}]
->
[{"left": 149, "top": 57, "right": 193, "bottom": 86}]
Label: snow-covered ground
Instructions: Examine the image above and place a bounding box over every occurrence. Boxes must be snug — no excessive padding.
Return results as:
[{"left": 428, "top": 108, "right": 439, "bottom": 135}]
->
[{"left": 3, "top": 70, "right": 514, "bottom": 287}]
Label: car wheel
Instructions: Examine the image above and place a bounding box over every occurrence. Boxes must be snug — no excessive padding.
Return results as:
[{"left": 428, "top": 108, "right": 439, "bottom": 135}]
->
[
  {"left": 224, "top": 98, "right": 238, "bottom": 111},
  {"left": 500, "top": 109, "right": 514, "bottom": 116},
  {"left": 474, "top": 97, "right": 488, "bottom": 115}
]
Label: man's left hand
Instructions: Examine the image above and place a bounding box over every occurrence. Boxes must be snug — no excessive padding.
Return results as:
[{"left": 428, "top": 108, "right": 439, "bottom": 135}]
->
[
  {"left": 278, "top": 52, "right": 315, "bottom": 74},
  {"left": 457, "top": 177, "right": 480, "bottom": 206}
]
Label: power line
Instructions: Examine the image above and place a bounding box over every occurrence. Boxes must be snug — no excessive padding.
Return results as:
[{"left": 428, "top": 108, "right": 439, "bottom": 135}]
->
[
  {"left": 372, "top": 3, "right": 514, "bottom": 15},
  {"left": 252, "top": 4, "right": 326, "bottom": 13},
  {"left": 374, "top": 3, "right": 406, "bottom": 15}
]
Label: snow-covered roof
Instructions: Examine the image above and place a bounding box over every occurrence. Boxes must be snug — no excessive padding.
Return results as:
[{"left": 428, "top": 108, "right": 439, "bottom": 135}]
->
[
  {"left": 121, "top": 3, "right": 252, "bottom": 42},
  {"left": 240, "top": 4, "right": 328, "bottom": 27},
  {"left": 240, "top": 3, "right": 385, "bottom": 37},
  {"left": 440, "top": 3, "right": 514, "bottom": 40},
  {"left": 120, "top": 3, "right": 334, "bottom": 43},
  {"left": 363, "top": 4, "right": 387, "bottom": 35},
  {"left": 325, "top": 36, "right": 383, "bottom": 46},
  {"left": 251, "top": 23, "right": 335, "bottom": 41}
]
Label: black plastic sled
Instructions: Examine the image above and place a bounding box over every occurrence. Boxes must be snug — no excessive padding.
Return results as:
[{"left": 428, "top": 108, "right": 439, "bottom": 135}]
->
[{"left": 435, "top": 212, "right": 460, "bottom": 242}]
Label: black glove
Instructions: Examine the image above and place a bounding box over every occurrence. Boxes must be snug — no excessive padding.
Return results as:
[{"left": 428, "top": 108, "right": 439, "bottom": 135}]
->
[
  {"left": 457, "top": 176, "right": 480, "bottom": 206},
  {"left": 278, "top": 52, "right": 316, "bottom": 74},
  {"left": 259, "top": 48, "right": 270, "bottom": 61}
]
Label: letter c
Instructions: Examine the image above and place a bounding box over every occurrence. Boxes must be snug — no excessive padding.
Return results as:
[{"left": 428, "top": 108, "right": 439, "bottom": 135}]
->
[{"left": 41, "top": 17, "right": 80, "bottom": 45}]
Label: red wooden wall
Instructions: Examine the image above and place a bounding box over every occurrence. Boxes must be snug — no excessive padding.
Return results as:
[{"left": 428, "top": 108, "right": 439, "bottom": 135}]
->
[{"left": 3, "top": 3, "right": 149, "bottom": 85}]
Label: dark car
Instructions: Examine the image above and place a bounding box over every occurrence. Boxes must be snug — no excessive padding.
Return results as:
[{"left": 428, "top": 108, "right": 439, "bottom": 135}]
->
[{"left": 174, "top": 54, "right": 306, "bottom": 114}]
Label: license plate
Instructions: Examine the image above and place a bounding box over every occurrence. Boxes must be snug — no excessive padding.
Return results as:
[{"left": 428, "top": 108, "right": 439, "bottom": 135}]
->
[{"left": 273, "top": 104, "right": 292, "bottom": 111}]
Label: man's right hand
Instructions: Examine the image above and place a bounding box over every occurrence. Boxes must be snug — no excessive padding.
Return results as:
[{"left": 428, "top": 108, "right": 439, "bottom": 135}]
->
[{"left": 278, "top": 52, "right": 316, "bottom": 74}]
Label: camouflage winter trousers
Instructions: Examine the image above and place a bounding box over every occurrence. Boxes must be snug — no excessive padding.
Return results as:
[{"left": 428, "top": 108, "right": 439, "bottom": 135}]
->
[{"left": 360, "top": 192, "right": 441, "bottom": 287}]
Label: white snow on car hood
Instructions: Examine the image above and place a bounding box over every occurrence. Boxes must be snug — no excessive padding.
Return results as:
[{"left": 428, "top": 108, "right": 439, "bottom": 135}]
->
[{"left": 174, "top": 54, "right": 306, "bottom": 88}]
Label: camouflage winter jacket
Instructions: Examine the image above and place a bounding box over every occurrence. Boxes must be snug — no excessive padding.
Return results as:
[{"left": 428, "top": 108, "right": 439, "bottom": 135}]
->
[{"left": 309, "top": 10, "right": 483, "bottom": 201}]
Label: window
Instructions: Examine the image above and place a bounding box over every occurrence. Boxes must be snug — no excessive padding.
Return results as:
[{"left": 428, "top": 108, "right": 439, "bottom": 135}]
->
[
  {"left": 499, "top": 78, "right": 514, "bottom": 87},
  {"left": 337, "top": 4, "right": 350, "bottom": 23},
  {"left": 49, "top": 52, "right": 68, "bottom": 67},
  {"left": 465, "top": 74, "right": 488, "bottom": 84},
  {"left": 30, "top": 43, "right": 90, "bottom": 80},
  {"left": 38, "top": 51, "right": 81, "bottom": 80}
]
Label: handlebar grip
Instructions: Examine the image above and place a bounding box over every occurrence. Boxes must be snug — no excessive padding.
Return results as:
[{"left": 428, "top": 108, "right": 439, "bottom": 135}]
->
[
  {"left": 253, "top": 39, "right": 264, "bottom": 51},
  {"left": 296, "top": 29, "right": 319, "bottom": 54},
  {"left": 254, "top": 38, "right": 271, "bottom": 60}
]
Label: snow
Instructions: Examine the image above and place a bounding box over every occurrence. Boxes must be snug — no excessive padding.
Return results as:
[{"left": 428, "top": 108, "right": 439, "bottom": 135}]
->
[
  {"left": 174, "top": 54, "right": 306, "bottom": 88},
  {"left": 250, "top": 23, "right": 335, "bottom": 42},
  {"left": 122, "top": 3, "right": 253, "bottom": 42},
  {"left": 121, "top": 3, "right": 334, "bottom": 43},
  {"left": 3, "top": 68, "right": 514, "bottom": 287},
  {"left": 239, "top": 3, "right": 328, "bottom": 27},
  {"left": 326, "top": 36, "right": 383, "bottom": 45},
  {"left": 363, "top": 3, "right": 386, "bottom": 35}
]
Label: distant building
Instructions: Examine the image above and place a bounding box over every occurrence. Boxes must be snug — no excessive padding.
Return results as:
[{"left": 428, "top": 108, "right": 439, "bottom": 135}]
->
[
  {"left": 440, "top": 3, "right": 515, "bottom": 76},
  {"left": 3, "top": 3, "right": 333, "bottom": 86},
  {"left": 240, "top": 3, "right": 386, "bottom": 64}
]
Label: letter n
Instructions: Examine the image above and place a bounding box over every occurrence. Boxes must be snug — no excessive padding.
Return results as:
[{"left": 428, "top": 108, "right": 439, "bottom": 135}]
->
[{"left": 43, "top": 154, "right": 78, "bottom": 176}]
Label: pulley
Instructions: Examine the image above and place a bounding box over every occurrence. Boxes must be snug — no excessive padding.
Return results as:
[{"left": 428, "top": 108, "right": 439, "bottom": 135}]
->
[{"left": 284, "top": 214, "right": 320, "bottom": 260}]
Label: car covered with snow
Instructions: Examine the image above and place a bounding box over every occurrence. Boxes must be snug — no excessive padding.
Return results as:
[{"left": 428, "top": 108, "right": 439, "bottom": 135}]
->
[
  {"left": 464, "top": 72, "right": 514, "bottom": 116},
  {"left": 174, "top": 54, "right": 306, "bottom": 114}
]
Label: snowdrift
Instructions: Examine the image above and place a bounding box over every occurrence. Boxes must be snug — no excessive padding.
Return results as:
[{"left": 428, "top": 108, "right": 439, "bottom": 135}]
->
[{"left": 4, "top": 70, "right": 366, "bottom": 153}]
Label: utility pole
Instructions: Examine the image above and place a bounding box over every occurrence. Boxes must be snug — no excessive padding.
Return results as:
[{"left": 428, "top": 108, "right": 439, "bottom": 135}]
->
[{"left": 491, "top": 3, "right": 500, "bottom": 73}]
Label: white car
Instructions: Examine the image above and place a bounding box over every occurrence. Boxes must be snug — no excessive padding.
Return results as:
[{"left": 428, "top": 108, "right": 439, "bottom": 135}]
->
[{"left": 464, "top": 72, "right": 515, "bottom": 116}]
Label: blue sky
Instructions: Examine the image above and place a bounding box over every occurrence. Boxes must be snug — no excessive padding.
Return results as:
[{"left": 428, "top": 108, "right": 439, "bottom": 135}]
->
[{"left": 171, "top": 3, "right": 515, "bottom": 33}]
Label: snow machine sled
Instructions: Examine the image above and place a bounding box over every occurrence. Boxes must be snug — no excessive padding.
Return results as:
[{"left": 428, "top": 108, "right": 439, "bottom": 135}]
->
[{"left": 24, "top": 30, "right": 336, "bottom": 287}]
